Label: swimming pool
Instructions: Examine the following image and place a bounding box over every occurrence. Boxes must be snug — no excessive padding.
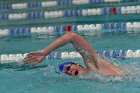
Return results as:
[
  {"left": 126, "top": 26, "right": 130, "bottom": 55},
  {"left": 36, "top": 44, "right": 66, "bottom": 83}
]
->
[{"left": 0, "top": 33, "right": 140, "bottom": 93}]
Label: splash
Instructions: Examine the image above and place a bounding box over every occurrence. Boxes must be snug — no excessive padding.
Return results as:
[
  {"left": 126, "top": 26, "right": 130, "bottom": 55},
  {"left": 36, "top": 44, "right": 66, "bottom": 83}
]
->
[{"left": 78, "top": 58, "right": 140, "bottom": 83}]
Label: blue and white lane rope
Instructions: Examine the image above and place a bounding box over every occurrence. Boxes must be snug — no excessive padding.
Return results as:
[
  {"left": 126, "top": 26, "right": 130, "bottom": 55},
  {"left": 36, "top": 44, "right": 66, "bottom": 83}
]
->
[
  {"left": 0, "top": 22, "right": 140, "bottom": 37},
  {"left": 0, "top": 0, "right": 138, "bottom": 10},
  {"left": 0, "top": 5, "right": 140, "bottom": 20},
  {"left": 0, "top": 49, "right": 140, "bottom": 63}
]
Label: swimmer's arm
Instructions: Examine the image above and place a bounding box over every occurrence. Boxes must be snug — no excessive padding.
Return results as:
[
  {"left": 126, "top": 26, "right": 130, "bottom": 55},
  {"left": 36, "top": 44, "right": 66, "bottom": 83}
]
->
[
  {"left": 24, "top": 32, "right": 100, "bottom": 69},
  {"left": 41, "top": 32, "right": 100, "bottom": 69}
]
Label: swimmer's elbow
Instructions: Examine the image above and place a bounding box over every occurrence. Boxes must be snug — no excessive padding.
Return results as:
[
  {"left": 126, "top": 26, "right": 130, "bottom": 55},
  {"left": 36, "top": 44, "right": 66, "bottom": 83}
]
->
[
  {"left": 66, "top": 32, "right": 79, "bottom": 41},
  {"left": 67, "top": 32, "right": 78, "bottom": 37}
]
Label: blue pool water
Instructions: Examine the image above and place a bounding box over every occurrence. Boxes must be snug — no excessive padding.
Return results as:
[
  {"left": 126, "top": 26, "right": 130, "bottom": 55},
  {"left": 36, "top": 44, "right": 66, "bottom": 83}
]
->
[{"left": 0, "top": 33, "right": 140, "bottom": 93}]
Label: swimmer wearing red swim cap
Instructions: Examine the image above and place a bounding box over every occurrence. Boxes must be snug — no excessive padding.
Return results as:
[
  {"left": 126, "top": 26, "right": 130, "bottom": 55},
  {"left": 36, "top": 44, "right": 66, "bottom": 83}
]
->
[{"left": 23, "top": 32, "right": 124, "bottom": 76}]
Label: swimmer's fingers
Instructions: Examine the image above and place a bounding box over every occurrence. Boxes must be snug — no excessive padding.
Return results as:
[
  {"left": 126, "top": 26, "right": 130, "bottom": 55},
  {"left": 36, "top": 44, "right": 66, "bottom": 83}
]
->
[
  {"left": 27, "top": 51, "right": 44, "bottom": 57},
  {"left": 23, "top": 59, "right": 32, "bottom": 64},
  {"left": 32, "top": 61, "right": 40, "bottom": 65},
  {"left": 24, "top": 55, "right": 33, "bottom": 61},
  {"left": 23, "top": 54, "right": 34, "bottom": 61},
  {"left": 32, "top": 56, "right": 45, "bottom": 65},
  {"left": 23, "top": 56, "right": 37, "bottom": 64},
  {"left": 23, "top": 52, "right": 39, "bottom": 61},
  {"left": 26, "top": 52, "right": 38, "bottom": 58},
  {"left": 23, "top": 51, "right": 45, "bottom": 65}
]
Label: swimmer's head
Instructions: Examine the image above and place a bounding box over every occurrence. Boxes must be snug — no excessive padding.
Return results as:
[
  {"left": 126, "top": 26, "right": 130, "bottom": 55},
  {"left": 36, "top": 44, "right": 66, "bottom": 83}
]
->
[{"left": 57, "top": 61, "right": 84, "bottom": 76}]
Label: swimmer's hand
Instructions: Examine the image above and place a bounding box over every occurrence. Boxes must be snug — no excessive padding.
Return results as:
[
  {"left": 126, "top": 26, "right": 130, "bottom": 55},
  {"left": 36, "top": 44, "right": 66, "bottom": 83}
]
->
[{"left": 23, "top": 50, "right": 46, "bottom": 65}]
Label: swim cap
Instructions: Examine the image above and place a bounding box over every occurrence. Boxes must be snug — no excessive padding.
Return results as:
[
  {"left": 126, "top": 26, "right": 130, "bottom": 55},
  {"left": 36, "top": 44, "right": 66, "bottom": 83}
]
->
[
  {"left": 59, "top": 61, "right": 74, "bottom": 71},
  {"left": 65, "top": 25, "right": 71, "bottom": 32},
  {"left": 54, "top": 61, "right": 74, "bottom": 74}
]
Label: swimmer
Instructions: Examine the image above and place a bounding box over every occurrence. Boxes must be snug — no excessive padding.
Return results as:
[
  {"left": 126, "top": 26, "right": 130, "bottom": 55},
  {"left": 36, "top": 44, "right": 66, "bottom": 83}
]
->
[{"left": 23, "top": 27, "right": 124, "bottom": 76}]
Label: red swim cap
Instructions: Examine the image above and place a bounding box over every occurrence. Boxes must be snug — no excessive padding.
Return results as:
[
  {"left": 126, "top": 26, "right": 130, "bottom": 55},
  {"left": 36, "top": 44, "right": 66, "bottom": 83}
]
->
[{"left": 65, "top": 25, "right": 71, "bottom": 32}]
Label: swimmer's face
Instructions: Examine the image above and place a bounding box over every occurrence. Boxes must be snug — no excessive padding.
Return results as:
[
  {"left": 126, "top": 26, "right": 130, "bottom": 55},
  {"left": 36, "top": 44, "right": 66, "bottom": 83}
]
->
[{"left": 63, "top": 63, "right": 84, "bottom": 76}]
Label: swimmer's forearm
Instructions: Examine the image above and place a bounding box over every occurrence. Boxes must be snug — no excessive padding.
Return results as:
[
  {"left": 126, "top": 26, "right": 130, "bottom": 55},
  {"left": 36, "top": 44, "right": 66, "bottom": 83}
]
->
[{"left": 41, "top": 32, "right": 75, "bottom": 55}]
